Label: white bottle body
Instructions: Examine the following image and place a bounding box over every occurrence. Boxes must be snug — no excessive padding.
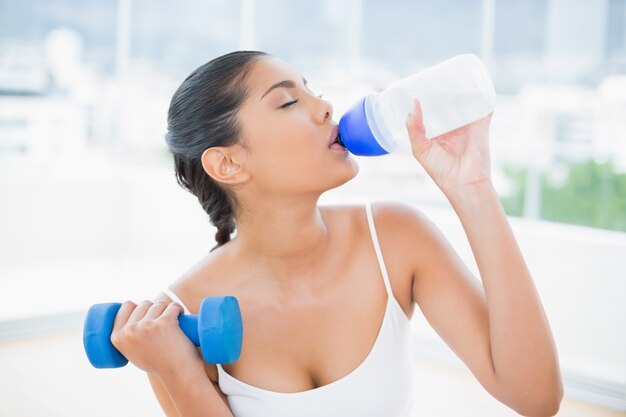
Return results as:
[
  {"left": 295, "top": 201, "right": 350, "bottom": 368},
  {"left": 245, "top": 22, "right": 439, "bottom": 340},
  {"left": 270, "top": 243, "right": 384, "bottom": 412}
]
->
[{"left": 365, "top": 54, "right": 496, "bottom": 153}]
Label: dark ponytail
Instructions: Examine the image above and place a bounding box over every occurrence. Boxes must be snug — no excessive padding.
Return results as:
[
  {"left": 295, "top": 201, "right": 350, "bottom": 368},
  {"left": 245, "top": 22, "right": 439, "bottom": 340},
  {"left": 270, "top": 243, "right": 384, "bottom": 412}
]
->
[{"left": 165, "top": 50, "right": 268, "bottom": 252}]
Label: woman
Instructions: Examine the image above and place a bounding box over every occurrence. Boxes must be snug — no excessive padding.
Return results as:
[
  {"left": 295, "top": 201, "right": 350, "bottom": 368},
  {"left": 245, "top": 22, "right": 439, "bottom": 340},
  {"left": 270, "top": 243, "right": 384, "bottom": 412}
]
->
[{"left": 110, "top": 51, "right": 563, "bottom": 417}]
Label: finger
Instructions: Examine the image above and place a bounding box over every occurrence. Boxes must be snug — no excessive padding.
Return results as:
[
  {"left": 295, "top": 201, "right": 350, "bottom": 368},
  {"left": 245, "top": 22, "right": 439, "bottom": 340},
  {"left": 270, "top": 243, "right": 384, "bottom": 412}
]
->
[
  {"left": 406, "top": 99, "right": 427, "bottom": 146},
  {"left": 126, "top": 300, "right": 153, "bottom": 323},
  {"left": 111, "top": 300, "right": 137, "bottom": 333},
  {"left": 162, "top": 302, "right": 185, "bottom": 320},
  {"left": 143, "top": 301, "right": 169, "bottom": 320}
]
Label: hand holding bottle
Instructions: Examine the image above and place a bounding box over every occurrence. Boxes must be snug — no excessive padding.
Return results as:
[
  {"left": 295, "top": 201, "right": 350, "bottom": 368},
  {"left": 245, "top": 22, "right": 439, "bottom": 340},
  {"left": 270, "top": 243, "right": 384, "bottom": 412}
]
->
[{"left": 406, "top": 98, "right": 494, "bottom": 198}]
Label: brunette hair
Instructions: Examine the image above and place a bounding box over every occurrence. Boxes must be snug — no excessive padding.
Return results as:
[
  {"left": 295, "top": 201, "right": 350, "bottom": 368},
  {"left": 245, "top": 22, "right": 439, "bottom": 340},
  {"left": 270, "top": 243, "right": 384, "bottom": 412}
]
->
[{"left": 165, "top": 50, "right": 269, "bottom": 252}]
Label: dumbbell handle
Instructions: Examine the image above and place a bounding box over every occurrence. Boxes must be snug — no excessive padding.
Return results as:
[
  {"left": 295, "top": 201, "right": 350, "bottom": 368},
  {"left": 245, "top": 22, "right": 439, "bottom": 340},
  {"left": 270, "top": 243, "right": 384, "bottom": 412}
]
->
[{"left": 179, "top": 315, "right": 200, "bottom": 344}]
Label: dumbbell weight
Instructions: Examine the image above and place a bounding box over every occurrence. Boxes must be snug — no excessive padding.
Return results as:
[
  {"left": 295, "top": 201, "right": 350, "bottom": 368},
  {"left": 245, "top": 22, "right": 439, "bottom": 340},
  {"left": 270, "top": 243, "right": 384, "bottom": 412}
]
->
[{"left": 83, "top": 296, "right": 243, "bottom": 368}]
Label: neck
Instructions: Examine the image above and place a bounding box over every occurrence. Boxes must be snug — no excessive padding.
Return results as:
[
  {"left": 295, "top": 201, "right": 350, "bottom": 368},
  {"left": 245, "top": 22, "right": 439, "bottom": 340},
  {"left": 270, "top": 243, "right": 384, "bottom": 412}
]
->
[{"left": 230, "top": 195, "right": 331, "bottom": 288}]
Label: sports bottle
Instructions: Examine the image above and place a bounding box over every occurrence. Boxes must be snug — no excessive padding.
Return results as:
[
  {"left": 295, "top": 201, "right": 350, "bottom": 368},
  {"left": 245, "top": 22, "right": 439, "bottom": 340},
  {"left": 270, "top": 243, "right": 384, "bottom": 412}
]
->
[{"left": 337, "top": 54, "right": 496, "bottom": 156}]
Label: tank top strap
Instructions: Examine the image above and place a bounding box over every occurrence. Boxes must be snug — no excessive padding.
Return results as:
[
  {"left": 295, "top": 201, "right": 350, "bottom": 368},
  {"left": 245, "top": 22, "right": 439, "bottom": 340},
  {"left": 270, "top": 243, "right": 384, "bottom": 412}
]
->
[
  {"left": 364, "top": 202, "right": 393, "bottom": 299},
  {"left": 161, "top": 288, "right": 191, "bottom": 315}
]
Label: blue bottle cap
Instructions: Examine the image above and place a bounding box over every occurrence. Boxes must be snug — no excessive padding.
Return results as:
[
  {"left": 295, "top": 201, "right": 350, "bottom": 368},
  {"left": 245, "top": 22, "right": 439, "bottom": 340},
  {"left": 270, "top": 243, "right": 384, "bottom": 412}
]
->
[{"left": 338, "top": 96, "right": 389, "bottom": 156}]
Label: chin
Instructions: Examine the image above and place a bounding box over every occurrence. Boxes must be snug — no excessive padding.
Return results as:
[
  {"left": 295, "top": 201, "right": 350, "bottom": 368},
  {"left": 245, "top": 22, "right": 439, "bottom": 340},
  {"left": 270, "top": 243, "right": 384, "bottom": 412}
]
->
[{"left": 327, "top": 160, "right": 360, "bottom": 190}]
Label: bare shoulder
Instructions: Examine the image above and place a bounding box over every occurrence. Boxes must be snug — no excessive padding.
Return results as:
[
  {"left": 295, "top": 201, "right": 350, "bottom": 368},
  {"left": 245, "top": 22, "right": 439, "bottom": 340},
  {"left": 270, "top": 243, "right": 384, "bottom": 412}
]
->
[
  {"left": 320, "top": 200, "right": 431, "bottom": 236},
  {"left": 153, "top": 251, "right": 229, "bottom": 384},
  {"left": 319, "top": 201, "right": 424, "bottom": 240},
  {"left": 322, "top": 201, "right": 433, "bottom": 319},
  {"left": 157, "top": 246, "right": 234, "bottom": 302},
  {"left": 367, "top": 201, "right": 438, "bottom": 314},
  {"left": 369, "top": 200, "right": 433, "bottom": 234},
  {"left": 370, "top": 200, "right": 481, "bottom": 322},
  {"left": 368, "top": 200, "right": 448, "bottom": 272}
]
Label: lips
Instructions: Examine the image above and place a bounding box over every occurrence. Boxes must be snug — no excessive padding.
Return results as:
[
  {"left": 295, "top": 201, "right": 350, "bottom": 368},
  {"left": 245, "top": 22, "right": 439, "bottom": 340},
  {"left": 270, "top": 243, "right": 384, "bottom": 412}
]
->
[{"left": 328, "top": 126, "right": 339, "bottom": 147}]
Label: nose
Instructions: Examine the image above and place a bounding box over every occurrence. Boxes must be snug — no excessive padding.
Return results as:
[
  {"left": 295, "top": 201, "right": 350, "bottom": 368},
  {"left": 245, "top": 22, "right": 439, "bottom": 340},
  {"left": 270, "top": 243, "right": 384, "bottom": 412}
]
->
[{"left": 316, "top": 96, "right": 333, "bottom": 124}]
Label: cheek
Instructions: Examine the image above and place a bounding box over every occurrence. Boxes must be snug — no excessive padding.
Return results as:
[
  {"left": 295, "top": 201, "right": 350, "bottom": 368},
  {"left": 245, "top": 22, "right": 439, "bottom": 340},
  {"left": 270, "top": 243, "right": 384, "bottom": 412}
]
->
[
  {"left": 247, "top": 132, "right": 308, "bottom": 178},
  {"left": 243, "top": 113, "right": 330, "bottom": 185},
  {"left": 260, "top": 123, "right": 319, "bottom": 162},
  {"left": 256, "top": 137, "right": 326, "bottom": 187}
]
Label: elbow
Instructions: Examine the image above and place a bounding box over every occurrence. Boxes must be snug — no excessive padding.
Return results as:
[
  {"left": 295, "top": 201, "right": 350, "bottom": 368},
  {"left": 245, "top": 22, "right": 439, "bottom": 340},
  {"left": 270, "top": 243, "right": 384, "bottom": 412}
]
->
[
  {"left": 495, "top": 373, "right": 564, "bottom": 417},
  {"left": 516, "top": 402, "right": 561, "bottom": 417},
  {"left": 514, "top": 385, "right": 564, "bottom": 417}
]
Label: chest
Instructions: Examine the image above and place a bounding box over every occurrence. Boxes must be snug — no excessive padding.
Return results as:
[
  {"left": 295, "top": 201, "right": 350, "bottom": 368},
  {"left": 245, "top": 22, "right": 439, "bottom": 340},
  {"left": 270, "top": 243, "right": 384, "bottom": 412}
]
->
[{"left": 221, "top": 239, "right": 390, "bottom": 392}]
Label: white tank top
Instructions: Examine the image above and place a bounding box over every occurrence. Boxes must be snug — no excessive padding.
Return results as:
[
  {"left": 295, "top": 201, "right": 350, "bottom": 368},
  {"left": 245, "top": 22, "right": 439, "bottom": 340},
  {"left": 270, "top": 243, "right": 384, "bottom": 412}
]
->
[{"left": 162, "top": 202, "right": 416, "bottom": 417}]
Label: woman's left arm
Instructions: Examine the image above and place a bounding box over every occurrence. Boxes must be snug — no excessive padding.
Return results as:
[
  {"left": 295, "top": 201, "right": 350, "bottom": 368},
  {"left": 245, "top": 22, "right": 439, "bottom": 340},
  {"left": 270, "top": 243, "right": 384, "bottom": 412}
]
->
[{"left": 405, "top": 100, "right": 564, "bottom": 416}]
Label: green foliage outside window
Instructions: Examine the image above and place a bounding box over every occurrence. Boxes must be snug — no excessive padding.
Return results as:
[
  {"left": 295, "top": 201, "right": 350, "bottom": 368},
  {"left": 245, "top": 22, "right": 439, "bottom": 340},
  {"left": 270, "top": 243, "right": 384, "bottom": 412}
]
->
[{"left": 500, "top": 159, "right": 626, "bottom": 232}]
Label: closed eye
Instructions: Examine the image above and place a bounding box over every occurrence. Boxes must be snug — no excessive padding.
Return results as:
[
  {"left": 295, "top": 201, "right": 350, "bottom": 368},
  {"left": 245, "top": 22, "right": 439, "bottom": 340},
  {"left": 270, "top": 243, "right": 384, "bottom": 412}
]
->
[{"left": 279, "top": 99, "right": 298, "bottom": 109}]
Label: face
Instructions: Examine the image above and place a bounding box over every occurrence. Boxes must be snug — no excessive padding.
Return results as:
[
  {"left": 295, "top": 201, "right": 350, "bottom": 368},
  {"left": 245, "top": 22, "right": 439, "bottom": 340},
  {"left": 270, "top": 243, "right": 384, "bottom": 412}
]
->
[{"left": 214, "top": 56, "right": 359, "bottom": 198}]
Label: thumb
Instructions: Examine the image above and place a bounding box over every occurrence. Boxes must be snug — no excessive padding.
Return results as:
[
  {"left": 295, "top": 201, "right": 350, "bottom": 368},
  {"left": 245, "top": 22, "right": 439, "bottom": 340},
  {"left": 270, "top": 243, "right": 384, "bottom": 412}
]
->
[{"left": 406, "top": 99, "right": 428, "bottom": 149}]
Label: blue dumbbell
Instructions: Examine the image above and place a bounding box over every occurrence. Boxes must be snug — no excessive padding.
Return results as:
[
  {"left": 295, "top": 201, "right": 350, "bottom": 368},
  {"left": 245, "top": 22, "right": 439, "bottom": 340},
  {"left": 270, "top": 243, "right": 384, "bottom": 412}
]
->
[{"left": 83, "top": 296, "right": 243, "bottom": 368}]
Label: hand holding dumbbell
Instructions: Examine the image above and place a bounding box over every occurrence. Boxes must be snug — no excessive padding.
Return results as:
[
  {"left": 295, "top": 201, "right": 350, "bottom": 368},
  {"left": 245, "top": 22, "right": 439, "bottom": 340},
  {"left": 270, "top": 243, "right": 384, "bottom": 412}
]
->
[{"left": 83, "top": 296, "right": 243, "bottom": 369}]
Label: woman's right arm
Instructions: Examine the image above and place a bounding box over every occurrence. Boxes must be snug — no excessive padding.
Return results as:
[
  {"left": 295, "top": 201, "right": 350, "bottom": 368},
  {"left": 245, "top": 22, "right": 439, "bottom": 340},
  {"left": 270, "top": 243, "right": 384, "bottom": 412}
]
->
[{"left": 110, "top": 300, "right": 234, "bottom": 417}]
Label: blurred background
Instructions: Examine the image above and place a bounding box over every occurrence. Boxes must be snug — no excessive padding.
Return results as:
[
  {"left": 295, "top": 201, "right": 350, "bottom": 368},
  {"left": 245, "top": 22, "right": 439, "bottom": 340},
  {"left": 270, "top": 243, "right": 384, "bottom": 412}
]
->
[{"left": 0, "top": 0, "right": 625, "bottom": 416}]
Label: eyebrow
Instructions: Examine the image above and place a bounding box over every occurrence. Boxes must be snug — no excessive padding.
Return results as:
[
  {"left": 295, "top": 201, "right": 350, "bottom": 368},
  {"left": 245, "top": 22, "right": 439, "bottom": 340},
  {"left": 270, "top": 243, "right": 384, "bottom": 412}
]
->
[{"left": 260, "top": 76, "right": 308, "bottom": 100}]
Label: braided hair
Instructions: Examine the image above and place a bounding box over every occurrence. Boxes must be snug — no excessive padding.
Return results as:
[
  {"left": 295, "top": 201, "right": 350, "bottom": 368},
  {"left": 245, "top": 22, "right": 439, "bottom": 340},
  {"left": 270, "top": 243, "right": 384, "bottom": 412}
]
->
[{"left": 165, "top": 50, "right": 268, "bottom": 252}]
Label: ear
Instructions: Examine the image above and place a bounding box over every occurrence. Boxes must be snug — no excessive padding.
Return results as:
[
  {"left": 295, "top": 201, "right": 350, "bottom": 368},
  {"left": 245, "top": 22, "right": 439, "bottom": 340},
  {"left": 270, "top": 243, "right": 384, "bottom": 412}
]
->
[{"left": 201, "top": 146, "right": 250, "bottom": 186}]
